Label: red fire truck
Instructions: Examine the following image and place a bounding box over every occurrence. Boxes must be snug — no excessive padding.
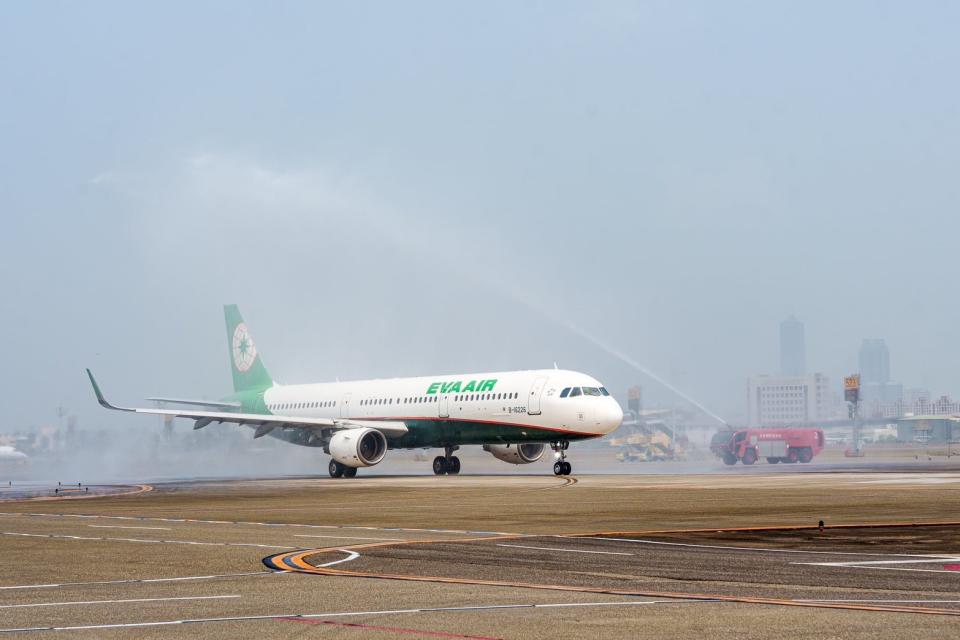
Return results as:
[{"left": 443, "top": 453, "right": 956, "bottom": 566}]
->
[{"left": 710, "top": 428, "right": 825, "bottom": 465}]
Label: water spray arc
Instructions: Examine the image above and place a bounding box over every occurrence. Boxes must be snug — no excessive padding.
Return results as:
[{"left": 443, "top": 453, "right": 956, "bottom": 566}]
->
[{"left": 562, "top": 321, "right": 729, "bottom": 427}]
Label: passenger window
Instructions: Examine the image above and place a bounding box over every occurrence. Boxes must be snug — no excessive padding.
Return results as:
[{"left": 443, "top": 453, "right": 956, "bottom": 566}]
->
[
  {"left": 560, "top": 388, "right": 571, "bottom": 398},
  {"left": 569, "top": 387, "right": 582, "bottom": 397}
]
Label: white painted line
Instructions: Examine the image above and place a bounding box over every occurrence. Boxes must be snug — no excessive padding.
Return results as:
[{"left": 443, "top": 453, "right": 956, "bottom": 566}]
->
[
  {"left": 0, "top": 571, "right": 278, "bottom": 591},
  {"left": 315, "top": 550, "right": 360, "bottom": 568},
  {"left": 801, "top": 557, "right": 960, "bottom": 567},
  {"left": 497, "top": 543, "right": 633, "bottom": 556},
  {"left": 294, "top": 534, "right": 403, "bottom": 542},
  {"left": 590, "top": 537, "right": 949, "bottom": 558},
  {"left": 0, "top": 599, "right": 697, "bottom": 633},
  {"left": 0, "top": 512, "right": 515, "bottom": 536},
  {"left": 88, "top": 525, "right": 172, "bottom": 531},
  {"left": 0, "top": 531, "right": 294, "bottom": 550},
  {"left": 0, "top": 595, "right": 240, "bottom": 609}
]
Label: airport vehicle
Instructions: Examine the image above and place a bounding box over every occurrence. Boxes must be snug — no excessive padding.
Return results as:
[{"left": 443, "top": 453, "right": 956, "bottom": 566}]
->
[
  {"left": 710, "top": 427, "right": 824, "bottom": 465},
  {"left": 610, "top": 420, "right": 686, "bottom": 462},
  {"left": 87, "top": 305, "right": 623, "bottom": 477}
]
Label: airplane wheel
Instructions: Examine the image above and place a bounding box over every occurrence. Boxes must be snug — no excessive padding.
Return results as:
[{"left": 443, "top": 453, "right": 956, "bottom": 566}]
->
[
  {"left": 553, "top": 461, "right": 564, "bottom": 476},
  {"left": 433, "top": 456, "right": 448, "bottom": 475},
  {"left": 342, "top": 466, "right": 358, "bottom": 478},
  {"left": 562, "top": 461, "right": 572, "bottom": 475},
  {"left": 328, "top": 459, "right": 344, "bottom": 478},
  {"left": 447, "top": 456, "right": 461, "bottom": 475}
]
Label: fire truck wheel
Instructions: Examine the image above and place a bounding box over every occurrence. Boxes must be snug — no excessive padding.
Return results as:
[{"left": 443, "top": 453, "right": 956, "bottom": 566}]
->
[
  {"left": 785, "top": 449, "right": 799, "bottom": 463},
  {"left": 766, "top": 457, "right": 780, "bottom": 464},
  {"left": 741, "top": 450, "right": 757, "bottom": 465},
  {"left": 798, "top": 448, "right": 813, "bottom": 463},
  {"left": 722, "top": 452, "right": 737, "bottom": 466}
]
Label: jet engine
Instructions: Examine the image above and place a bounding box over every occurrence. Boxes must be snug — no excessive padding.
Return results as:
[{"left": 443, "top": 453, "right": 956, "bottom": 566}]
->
[
  {"left": 483, "top": 443, "right": 545, "bottom": 464},
  {"left": 328, "top": 428, "right": 388, "bottom": 467}
]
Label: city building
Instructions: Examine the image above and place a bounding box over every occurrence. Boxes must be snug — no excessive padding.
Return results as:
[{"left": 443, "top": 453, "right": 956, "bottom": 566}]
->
[
  {"left": 779, "top": 316, "right": 806, "bottom": 376},
  {"left": 859, "top": 339, "right": 890, "bottom": 384},
  {"left": 747, "top": 373, "right": 832, "bottom": 426},
  {"left": 857, "top": 338, "right": 903, "bottom": 416}
]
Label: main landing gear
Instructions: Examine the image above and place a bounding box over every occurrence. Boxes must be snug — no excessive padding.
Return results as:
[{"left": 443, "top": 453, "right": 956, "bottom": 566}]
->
[
  {"left": 433, "top": 445, "right": 461, "bottom": 475},
  {"left": 551, "top": 440, "right": 572, "bottom": 476},
  {"left": 328, "top": 459, "right": 358, "bottom": 478}
]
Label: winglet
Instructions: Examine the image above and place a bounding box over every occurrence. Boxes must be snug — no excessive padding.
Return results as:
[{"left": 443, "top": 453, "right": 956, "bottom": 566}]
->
[{"left": 85, "top": 369, "right": 128, "bottom": 412}]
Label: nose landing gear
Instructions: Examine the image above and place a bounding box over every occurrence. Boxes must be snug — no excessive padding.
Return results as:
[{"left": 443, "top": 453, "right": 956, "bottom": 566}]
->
[
  {"left": 551, "top": 441, "right": 572, "bottom": 476},
  {"left": 432, "top": 445, "right": 461, "bottom": 475}
]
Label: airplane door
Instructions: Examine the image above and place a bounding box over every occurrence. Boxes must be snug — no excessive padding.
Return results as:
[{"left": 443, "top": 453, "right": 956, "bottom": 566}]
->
[
  {"left": 439, "top": 393, "right": 449, "bottom": 418},
  {"left": 340, "top": 393, "right": 351, "bottom": 418},
  {"left": 527, "top": 376, "right": 549, "bottom": 415}
]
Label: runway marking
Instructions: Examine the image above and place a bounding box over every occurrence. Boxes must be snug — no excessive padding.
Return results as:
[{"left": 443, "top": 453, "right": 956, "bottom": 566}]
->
[
  {"left": 0, "top": 600, "right": 697, "bottom": 634},
  {"left": 798, "top": 599, "right": 960, "bottom": 604},
  {"left": 315, "top": 550, "right": 361, "bottom": 568},
  {"left": 538, "top": 477, "right": 578, "bottom": 490},
  {"left": 801, "top": 558, "right": 960, "bottom": 567},
  {"left": 496, "top": 543, "right": 632, "bottom": 556},
  {"left": 269, "top": 537, "right": 960, "bottom": 618},
  {"left": 0, "top": 531, "right": 295, "bottom": 550},
  {"left": 588, "top": 537, "right": 952, "bottom": 558},
  {"left": 278, "top": 617, "right": 500, "bottom": 639},
  {"left": 294, "top": 534, "right": 404, "bottom": 542},
  {"left": 88, "top": 525, "right": 172, "bottom": 531},
  {"left": 0, "top": 484, "right": 152, "bottom": 503},
  {"left": 0, "top": 512, "right": 513, "bottom": 536},
  {"left": 0, "top": 595, "right": 240, "bottom": 609},
  {"left": 0, "top": 572, "right": 282, "bottom": 591}
]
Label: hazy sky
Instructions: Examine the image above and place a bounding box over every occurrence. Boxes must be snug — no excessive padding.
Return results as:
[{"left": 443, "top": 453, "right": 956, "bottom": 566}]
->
[{"left": 2, "top": 1, "right": 958, "bottom": 430}]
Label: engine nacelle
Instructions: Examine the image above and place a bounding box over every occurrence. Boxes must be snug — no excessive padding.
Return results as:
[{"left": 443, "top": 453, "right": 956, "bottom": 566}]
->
[
  {"left": 483, "top": 443, "right": 545, "bottom": 465},
  {"left": 328, "top": 428, "right": 387, "bottom": 468}
]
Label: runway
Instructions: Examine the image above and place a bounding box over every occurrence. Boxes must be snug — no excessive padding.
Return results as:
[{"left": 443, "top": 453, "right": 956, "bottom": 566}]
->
[{"left": 0, "top": 469, "right": 958, "bottom": 638}]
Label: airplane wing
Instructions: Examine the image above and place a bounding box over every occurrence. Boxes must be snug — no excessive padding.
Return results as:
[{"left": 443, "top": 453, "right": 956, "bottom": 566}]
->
[
  {"left": 145, "top": 397, "right": 242, "bottom": 410},
  {"left": 87, "top": 370, "right": 408, "bottom": 438}
]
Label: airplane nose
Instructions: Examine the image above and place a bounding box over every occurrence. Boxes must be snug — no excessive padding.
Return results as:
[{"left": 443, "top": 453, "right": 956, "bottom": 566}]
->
[{"left": 600, "top": 400, "right": 624, "bottom": 433}]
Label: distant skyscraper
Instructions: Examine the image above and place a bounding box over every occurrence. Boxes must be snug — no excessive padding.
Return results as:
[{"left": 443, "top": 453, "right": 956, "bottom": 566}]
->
[
  {"left": 859, "top": 339, "right": 890, "bottom": 385},
  {"left": 779, "top": 316, "right": 806, "bottom": 376},
  {"left": 858, "top": 339, "right": 901, "bottom": 415}
]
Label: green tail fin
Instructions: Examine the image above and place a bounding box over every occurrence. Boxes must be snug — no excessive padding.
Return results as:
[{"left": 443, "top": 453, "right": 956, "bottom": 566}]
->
[{"left": 224, "top": 305, "right": 273, "bottom": 392}]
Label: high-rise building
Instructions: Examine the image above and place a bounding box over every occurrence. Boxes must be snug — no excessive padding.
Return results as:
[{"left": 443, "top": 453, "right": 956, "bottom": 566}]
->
[
  {"left": 747, "top": 373, "right": 832, "bottom": 426},
  {"left": 779, "top": 316, "right": 806, "bottom": 376},
  {"left": 858, "top": 339, "right": 902, "bottom": 415},
  {"left": 859, "top": 339, "right": 890, "bottom": 385}
]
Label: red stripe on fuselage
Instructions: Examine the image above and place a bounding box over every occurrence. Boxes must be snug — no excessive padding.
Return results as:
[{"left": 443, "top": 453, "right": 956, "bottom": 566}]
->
[{"left": 340, "top": 415, "right": 599, "bottom": 438}]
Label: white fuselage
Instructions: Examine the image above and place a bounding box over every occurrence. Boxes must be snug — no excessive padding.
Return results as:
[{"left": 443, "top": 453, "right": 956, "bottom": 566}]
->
[{"left": 262, "top": 368, "right": 622, "bottom": 444}]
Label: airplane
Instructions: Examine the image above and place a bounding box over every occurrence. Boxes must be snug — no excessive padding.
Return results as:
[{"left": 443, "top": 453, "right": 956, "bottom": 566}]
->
[{"left": 86, "top": 305, "right": 623, "bottom": 477}]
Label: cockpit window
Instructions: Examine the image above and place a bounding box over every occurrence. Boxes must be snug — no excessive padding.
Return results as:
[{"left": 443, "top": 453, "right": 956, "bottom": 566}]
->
[
  {"left": 600, "top": 387, "right": 610, "bottom": 396},
  {"left": 569, "top": 387, "right": 582, "bottom": 397},
  {"left": 560, "top": 387, "right": 571, "bottom": 398},
  {"left": 582, "top": 387, "right": 601, "bottom": 396}
]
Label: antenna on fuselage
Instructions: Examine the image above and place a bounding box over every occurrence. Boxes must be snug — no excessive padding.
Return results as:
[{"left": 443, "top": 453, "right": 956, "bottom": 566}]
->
[{"left": 553, "top": 362, "right": 559, "bottom": 370}]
